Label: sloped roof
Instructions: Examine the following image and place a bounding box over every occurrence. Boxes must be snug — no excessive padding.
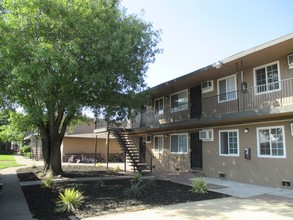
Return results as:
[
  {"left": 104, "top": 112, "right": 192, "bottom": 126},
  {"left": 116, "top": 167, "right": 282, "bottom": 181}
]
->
[{"left": 149, "top": 33, "right": 293, "bottom": 97}]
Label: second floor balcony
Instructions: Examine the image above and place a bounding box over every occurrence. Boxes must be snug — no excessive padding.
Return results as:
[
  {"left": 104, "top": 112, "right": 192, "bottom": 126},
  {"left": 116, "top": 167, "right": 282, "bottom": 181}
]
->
[{"left": 131, "top": 77, "right": 293, "bottom": 128}]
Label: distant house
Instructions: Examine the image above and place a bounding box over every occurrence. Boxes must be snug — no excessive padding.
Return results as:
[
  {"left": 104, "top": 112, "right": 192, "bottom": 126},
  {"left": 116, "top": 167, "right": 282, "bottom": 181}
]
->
[
  {"left": 25, "top": 118, "right": 123, "bottom": 162},
  {"left": 109, "top": 33, "right": 293, "bottom": 188},
  {"left": 62, "top": 119, "right": 122, "bottom": 162}
]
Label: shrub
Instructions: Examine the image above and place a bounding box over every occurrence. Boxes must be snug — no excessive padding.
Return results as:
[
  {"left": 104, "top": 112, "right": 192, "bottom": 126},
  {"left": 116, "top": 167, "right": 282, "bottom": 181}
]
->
[
  {"left": 96, "top": 179, "right": 104, "bottom": 187},
  {"left": 124, "top": 181, "right": 143, "bottom": 197},
  {"left": 124, "top": 176, "right": 156, "bottom": 198},
  {"left": 55, "top": 188, "right": 84, "bottom": 213},
  {"left": 95, "top": 163, "right": 102, "bottom": 167},
  {"left": 132, "top": 172, "right": 142, "bottom": 184},
  {"left": 43, "top": 175, "right": 56, "bottom": 188},
  {"left": 114, "top": 165, "right": 120, "bottom": 172},
  {"left": 22, "top": 145, "right": 31, "bottom": 153},
  {"left": 191, "top": 177, "right": 207, "bottom": 194}
]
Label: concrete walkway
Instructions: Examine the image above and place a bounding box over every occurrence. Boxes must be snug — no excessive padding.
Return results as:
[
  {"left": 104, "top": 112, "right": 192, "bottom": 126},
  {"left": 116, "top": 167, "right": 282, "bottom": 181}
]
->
[
  {"left": 1, "top": 155, "right": 293, "bottom": 220},
  {"left": 84, "top": 197, "right": 293, "bottom": 220},
  {"left": 0, "top": 160, "right": 35, "bottom": 220},
  {"left": 155, "top": 172, "right": 293, "bottom": 200}
]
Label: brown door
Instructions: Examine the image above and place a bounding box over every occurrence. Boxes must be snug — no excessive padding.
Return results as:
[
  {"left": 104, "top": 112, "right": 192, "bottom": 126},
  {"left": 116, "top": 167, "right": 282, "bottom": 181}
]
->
[
  {"left": 190, "top": 132, "right": 202, "bottom": 169},
  {"left": 190, "top": 86, "right": 202, "bottom": 119}
]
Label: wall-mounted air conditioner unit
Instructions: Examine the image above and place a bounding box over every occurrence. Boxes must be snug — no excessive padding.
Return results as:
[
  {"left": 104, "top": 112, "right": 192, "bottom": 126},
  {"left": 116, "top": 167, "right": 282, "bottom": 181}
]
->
[
  {"left": 201, "top": 80, "right": 213, "bottom": 93},
  {"left": 199, "top": 129, "right": 214, "bottom": 141},
  {"left": 288, "top": 54, "right": 293, "bottom": 69}
]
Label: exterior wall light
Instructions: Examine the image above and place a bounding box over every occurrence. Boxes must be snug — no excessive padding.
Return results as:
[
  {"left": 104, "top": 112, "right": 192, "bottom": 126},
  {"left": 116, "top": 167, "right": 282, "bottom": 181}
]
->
[{"left": 244, "top": 128, "right": 249, "bottom": 133}]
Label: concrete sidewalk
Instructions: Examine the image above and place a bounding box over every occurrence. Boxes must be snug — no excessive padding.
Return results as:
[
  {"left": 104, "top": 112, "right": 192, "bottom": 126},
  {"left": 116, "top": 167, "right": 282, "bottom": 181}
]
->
[
  {"left": 155, "top": 172, "right": 293, "bottom": 200},
  {"left": 1, "top": 155, "right": 293, "bottom": 220},
  {"left": 0, "top": 165, "right": 34, "bottom": 220},
  {"left": 84, "top": 197, "right": 293, "bottom": 220}
]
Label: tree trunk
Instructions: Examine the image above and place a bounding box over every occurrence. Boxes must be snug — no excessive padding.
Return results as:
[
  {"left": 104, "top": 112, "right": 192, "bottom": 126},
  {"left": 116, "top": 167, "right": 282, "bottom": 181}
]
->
[
  {"left": 49, "top": 137, "right": 63, "bottom": 176},
  {"left": 39, "top": 111, "right": 74, "bottom": 176},
  {"left": 40, "top": 130, "right": 51, "bottom": 174}
]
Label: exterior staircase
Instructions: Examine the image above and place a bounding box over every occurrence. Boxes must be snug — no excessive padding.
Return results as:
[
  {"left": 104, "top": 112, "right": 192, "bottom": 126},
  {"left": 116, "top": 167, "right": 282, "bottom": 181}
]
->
[{"left": 110, "top": 128, "right": 153, "bottom": 174}]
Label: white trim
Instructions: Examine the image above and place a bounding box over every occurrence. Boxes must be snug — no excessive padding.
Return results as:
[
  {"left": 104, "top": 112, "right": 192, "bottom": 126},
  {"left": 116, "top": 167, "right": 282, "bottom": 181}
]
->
[
  {"left": 291, "top": 123, "right": 293, "bottom": 136},
  {"left": 153, "top": 135, "right": 164, "bottom": 153},
  {"left": 219, "top": 129, "right": 240, "bottom": 157},
  {"left": 146, "top": 135, "right": 152, "bottom": 143},
  {"left": 253, "top": 61, "right": 281, "bottom": 95},
  {"left": 154, "top": 97, "right": 164, "bottom": 116},
  {"left": 256, "top": 125, "right": 286, "bottom": 158},
  {"left": 287, "top": 54, "right": 293, "bottom": 69},
  {"left": 170, "top": 89, "right": 188, "bottom": 113},
  {"left": 217, "top": 74, "right": 237, "bottom": 103},
  {"left": 170, "top": 133, "right": 188, "bottom": 154}
]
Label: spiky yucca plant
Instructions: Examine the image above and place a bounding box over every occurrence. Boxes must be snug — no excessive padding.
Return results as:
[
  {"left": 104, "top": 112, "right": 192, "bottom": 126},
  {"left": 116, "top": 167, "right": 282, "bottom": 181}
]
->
[
  {"left": 132, "top": 172, "right": 142, "bottom": 184},
  {"left": 43, "top": 175, "right": 56, "bottom": 188},
  {"left": 191, "top": 177, "right": 208, "bottom": 194},
  {"left": 55, "top": 188, "right": 84, "bottom": 213}
]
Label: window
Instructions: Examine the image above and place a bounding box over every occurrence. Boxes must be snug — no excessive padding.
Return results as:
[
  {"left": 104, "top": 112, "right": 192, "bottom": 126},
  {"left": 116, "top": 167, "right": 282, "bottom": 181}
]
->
[
  {"left": 146, "top": 135, "right": 151, "bottom": 143},
  {"left": 170, "top": 133, "right": 188, "bottom": 154},
  {"left": 219, "top": 130, "right": 239, "bottom": 156},
  {"left": 153, "top": 135, "right": 163, "bottom": 153},
  {"left": 154, "top": 98, "right": 164, "bottom": 115},
  {"left": 254, "top": 61, "right": 280, "bottom": 94},
  {"left": 257, "top": 126, "right": 286, "bottom": 158},
  {"left": 218, "top": 75, "right": 237, "bottom": 102},
  {"left": 171, "top": 90, "right": 188, "bottom": 112}
]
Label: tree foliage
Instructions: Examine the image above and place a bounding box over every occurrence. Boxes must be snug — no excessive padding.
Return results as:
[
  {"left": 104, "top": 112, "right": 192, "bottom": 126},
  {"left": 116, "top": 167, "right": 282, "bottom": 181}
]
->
[
  {"left": 0, "top": 0, "right": 161, "bottom": 175},
  {"left": 0, "top": 111, "right": 33, "bottom": 143}
]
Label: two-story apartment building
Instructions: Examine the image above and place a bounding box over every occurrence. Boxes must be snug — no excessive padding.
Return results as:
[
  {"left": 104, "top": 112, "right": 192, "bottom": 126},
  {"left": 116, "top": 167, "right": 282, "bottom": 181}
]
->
[{"left": 122, "top": 33, "right": 293, "bottom": 188}]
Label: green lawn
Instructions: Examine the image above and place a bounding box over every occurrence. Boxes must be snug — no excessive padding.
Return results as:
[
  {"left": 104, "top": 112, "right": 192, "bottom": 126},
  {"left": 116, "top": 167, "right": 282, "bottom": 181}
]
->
[{"left": 0, "top": 154, "right": 22, "bottom": 169}]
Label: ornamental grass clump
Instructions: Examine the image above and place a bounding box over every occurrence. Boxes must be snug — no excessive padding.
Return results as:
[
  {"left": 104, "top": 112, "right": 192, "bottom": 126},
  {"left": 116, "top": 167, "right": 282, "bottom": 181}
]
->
[
  {"left": 96, "top": 179, "right": 104, "bottom": 187},
  {"left": 191, "top": 177, "right": 208, "bottom": 194},
  {"left": 132, "top": 172, "right": 142, "bottom": 184},
  {"left": 42, "top": 175, "right": 56, "bottom": 188},
  {"left": 55, "top": 188, "right": 84, "bottom": 213}
]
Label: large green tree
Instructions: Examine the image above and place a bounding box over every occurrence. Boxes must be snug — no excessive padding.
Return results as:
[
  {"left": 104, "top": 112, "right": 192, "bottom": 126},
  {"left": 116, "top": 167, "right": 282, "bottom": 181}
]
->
[
  {"left": 0, "top": 111, "right": 32, "bottom": 143},
  {"left": 0, "top": 0, "right": 161, "bottom": 175}
]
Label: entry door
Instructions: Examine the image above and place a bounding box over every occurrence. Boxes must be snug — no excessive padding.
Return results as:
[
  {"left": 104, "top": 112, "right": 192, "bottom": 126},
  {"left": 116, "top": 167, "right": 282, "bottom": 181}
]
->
[
  {"left": 190, "top": 132, "right": 203, "bottom": 169},
  {"left": 190, "top": 86, "right": 202, "bottom": 119}
]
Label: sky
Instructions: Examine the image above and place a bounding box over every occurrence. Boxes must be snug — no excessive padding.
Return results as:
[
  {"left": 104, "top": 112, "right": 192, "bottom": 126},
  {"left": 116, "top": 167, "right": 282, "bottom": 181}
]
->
[{"left": 121, "top": 0, "right": 293, "bottom": 87}]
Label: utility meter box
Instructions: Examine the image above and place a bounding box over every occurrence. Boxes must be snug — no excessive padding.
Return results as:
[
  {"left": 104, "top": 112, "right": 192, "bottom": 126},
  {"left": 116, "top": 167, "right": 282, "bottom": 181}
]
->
[{"left": 244, "top": 148, "right": 251, "bottom": 160}]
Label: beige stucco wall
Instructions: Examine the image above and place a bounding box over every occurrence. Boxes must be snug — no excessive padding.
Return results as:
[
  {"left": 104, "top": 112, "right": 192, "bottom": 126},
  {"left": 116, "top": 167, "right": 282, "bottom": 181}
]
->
[
  {"left": 142, "top": 55, "right": 293, "bottom": 187},
  {"left": 68, "top": 119, "right": 95, "bottom": 134},
  {"left": 145, "top": 120, "right": 293, "bottom": 188},
  {"left": 145, "top": 134, "right": 191, "bottom": 172},
  {"left": 62, "top": 137, "right": 122, "bottom": 161},
  {"left": 202, "top": 121, "right": 293, "bottom": 188}
]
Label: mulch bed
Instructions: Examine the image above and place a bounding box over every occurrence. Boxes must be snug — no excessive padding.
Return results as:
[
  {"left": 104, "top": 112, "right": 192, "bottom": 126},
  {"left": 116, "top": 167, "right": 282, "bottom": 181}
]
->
[
  {"left": 17, "top": 166, "right": 230, "bottom": 220},
  {"left": 17, "top": 165, "right": 123, "bottom": 182}
]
